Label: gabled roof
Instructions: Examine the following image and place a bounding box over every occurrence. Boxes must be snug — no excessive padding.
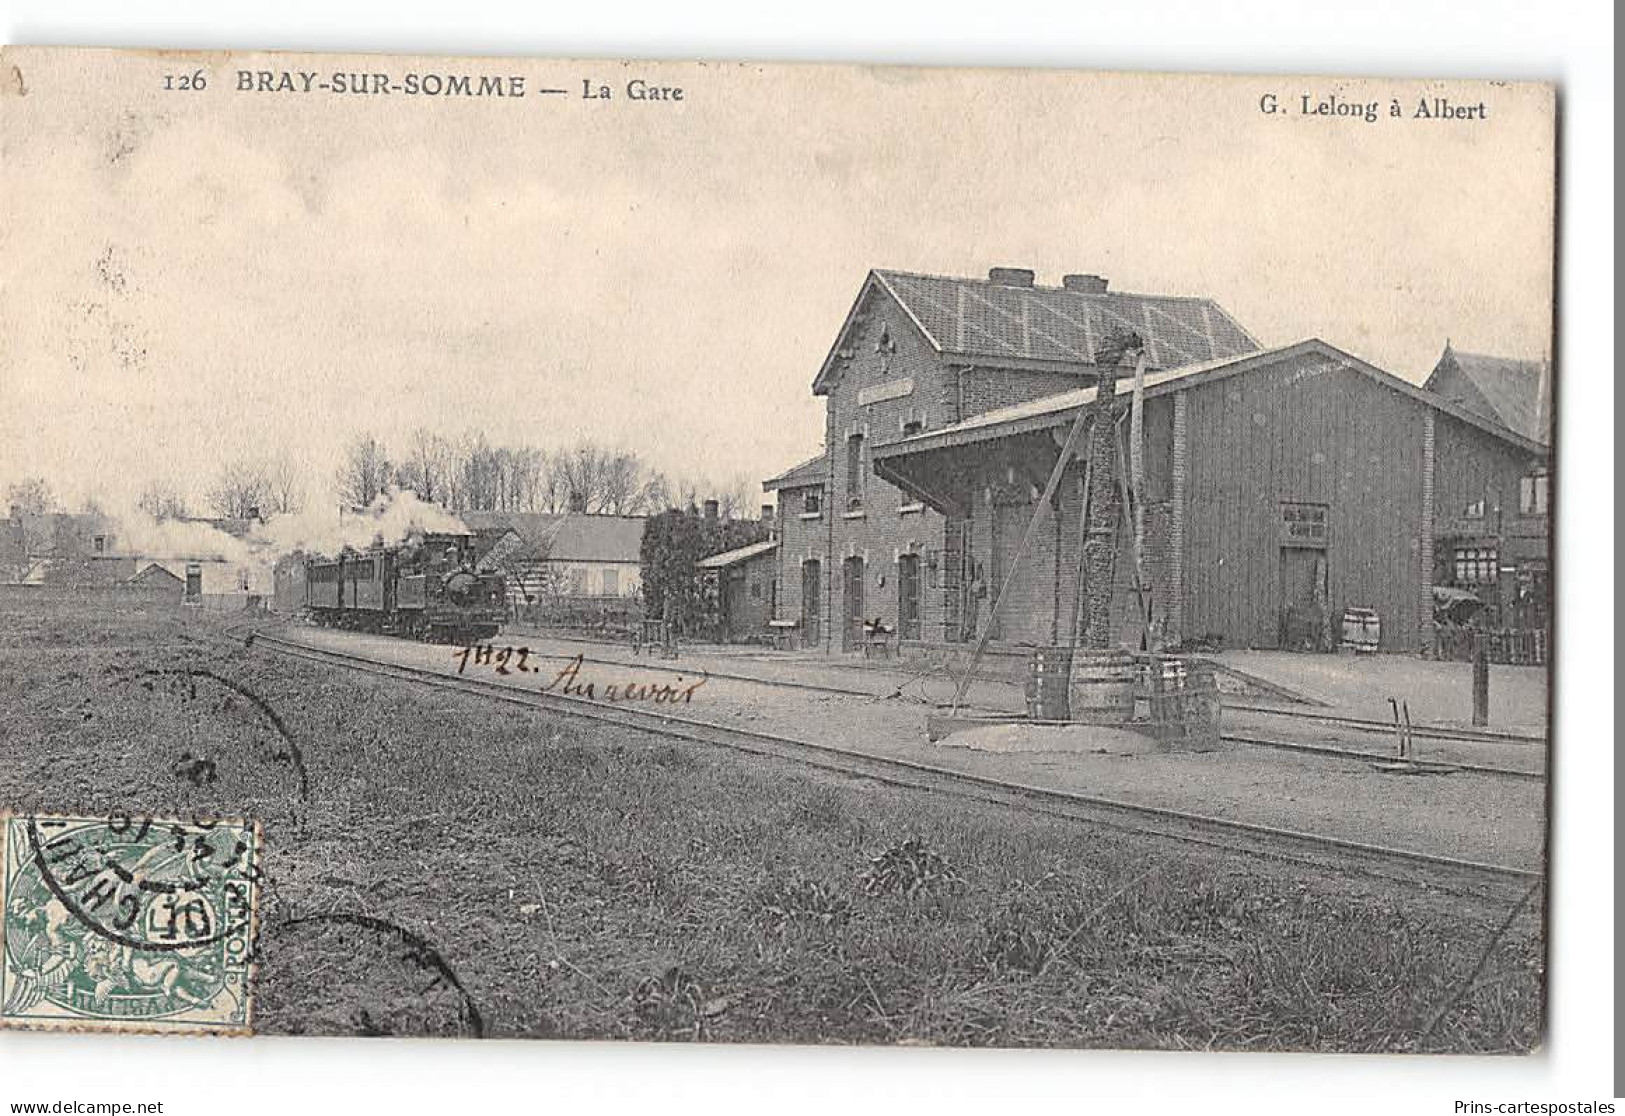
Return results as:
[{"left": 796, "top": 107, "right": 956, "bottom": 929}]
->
[
  {"left": 129, "top": 562, "right": 184, "bottom": 587},
  {"left": 872, "top": 339, "right": 1549, "bottom": 462},
  {"left": 763, "top": 454, "right": 828, "bottom": 492},
  {"left": 697, "top": 539, "right": 779, "bottom": 570},
  {"left": 1424, "top": 344, "right": 1550, "bottom": 445},
  {"left": 174, "top": 515, "right": 260, "bottom": 539},
  {"left": 812, "top": 269, "right": 1261, "bottom": 394},
  {"left": 457, "top": 512, "right": 645, "bottom": 564}
]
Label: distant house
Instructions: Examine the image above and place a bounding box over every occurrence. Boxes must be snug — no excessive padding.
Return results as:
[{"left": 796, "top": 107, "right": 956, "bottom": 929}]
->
[
  {"left": 0, "top": 511, "right": 121, "bottom": 585},
  {"left": 1424, "top": 343, "right": 1552, "bottom": 446},
  {"left": 0, "top": 509, "right": 269, "bottom": 608},
  {"left": 127, "top": 563, "right": 186, "bottom": 599},
  {"left": 459, "top": 512, "right": 645, "bottom": 603},
  {"left": 697, "top": 538, "right": 779, "bottom": 642}
]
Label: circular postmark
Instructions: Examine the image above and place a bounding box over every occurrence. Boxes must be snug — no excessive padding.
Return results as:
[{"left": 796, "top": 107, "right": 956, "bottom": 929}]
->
[
  {"left": 253, "top": 912, "right": 485, "bottom": 1038},
  {"left": 1, "top": 812, "right": 260, "bottom": 1029}
]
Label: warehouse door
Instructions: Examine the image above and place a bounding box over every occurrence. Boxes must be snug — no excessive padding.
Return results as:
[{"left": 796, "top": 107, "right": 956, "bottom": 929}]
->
[
  {"left": 800, "top": 560, "right": 821, "bottom": 647},
  {"left": 1277, "top": 548, "right": 1324, "bottom": 651},
  {"left": 897, "top": 554, "right": 921, "bottom": 641},
  {"left": 842, "top": 556, "right": 865, "bottom": 651},
  {"left": 724, "top": 569, "right": 748, "bottom": 641},
  {"left": 990, "top": 500, "right": 1044, "bottom": 643}
]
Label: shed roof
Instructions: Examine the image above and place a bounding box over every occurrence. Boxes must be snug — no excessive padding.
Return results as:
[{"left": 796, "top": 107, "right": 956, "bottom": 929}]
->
[
  {"left": 763, "top": 454, "right": 827, "bottom": 492},
  {"left": 457, "top": 512, "right": 645, "bottom": 564},
  {"left": 697, "top": 539, "right": 779, "bottom": 570},
  {"left": 813, "top": 269, "right": 1260, "bottom": 394},
  {"left": 129, "top": 562, "right": 185, "bottom": 587},
  {"left": 1424, "top": 344, "right": 1550, "bottom": 445},
  {"left": 872, "top": 339, "right": 1549, "bottom": 463}
]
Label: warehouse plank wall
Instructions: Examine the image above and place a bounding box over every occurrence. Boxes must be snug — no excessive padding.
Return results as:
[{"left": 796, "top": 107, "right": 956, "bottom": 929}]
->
[{"left": 1180, "top": 353, "right": 1427, "bottom": 651}]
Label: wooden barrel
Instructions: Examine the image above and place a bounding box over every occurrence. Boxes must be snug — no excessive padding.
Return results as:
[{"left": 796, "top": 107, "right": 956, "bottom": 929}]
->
[
  {"left": 1069, "top": 649, "right": 1136, "bottom": 724},
  {"left": 1024, "top": 646, "right": 1074, "bottom": 720}
]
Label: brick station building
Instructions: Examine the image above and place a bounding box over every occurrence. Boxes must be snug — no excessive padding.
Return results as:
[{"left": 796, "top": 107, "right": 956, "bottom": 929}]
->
[
  {"left": 762, "top": 267, "right": 1550, "bottom": 659},
  {"left": 871, "top": 338, "right": 1550, "bottom": 656},
  {"left": 762, "top": 266, "right": 1259, "bottom": 652}
]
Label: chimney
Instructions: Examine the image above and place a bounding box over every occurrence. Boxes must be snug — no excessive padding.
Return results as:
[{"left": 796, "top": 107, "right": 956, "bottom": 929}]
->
[
  {"left": 987, "top": 267, "right": 1036, "bottom": 288},
  {"left": 1062, "top": 274, "right": 1109, "bottom": 294},
  {"left": 703, "top": 499, "right": 719, "bottom": 521},
  {"left": 567, "top": 492, "right": 588, "bottom": 514},
  {"left": 761, "top": 503, "right": 774, "bottom": 522}
]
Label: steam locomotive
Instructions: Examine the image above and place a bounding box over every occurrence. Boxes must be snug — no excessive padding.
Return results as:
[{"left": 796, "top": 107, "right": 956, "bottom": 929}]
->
[{"left": 304, "top": 531, "right": 507, "bottom": 642}]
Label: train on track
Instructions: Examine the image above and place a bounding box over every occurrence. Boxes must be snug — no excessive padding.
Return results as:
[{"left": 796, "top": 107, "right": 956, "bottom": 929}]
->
[{"left": 303, "top": 531, "right": 507, "bottom": 642}]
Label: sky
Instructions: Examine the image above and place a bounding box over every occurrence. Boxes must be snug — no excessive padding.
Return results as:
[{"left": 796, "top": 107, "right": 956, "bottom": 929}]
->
[{"left": 0, "top": 50, "right": 1556, "bottom": 512}]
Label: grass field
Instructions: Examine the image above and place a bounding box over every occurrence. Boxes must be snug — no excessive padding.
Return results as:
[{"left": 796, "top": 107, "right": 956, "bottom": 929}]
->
[{"left": 0, "top": 591, "right": 1543, "bottom": 1051}]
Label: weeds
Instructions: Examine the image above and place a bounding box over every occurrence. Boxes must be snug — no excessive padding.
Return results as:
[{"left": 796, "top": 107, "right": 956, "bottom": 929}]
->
[
  {"left": 0, "top": 596, "right": 1544, "bottom": 1052},
  {"left": 859, "top": 837, "right": 965, "bottom": 899}
]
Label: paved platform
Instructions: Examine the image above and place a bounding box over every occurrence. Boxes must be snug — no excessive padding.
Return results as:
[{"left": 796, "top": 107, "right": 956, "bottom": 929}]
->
[{"left": 287, "top": 626, "right": 1548, "bottom": 874}]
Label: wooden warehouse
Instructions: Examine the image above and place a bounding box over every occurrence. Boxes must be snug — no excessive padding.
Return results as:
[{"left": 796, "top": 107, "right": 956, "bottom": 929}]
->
[{"left": 871, "top": 339, "right": 1550, "bottom": 655}]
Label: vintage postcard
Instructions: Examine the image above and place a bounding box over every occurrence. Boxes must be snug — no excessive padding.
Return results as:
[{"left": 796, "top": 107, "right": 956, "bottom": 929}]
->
[{"left": 0, "top": 47, "right": 1553, "bottom": 1051}]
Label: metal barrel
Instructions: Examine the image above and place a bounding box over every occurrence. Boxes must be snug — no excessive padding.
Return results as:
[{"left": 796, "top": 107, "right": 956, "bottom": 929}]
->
[
  {"left": 1069, "top": 649, "right": 1136, "bottom": 724},
  {"left": 1024, "top": 646, "right": 1074, "bottom": 720}
]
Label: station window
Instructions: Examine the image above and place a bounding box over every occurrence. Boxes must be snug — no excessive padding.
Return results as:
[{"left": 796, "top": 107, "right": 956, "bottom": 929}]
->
[
  {"left": 601, "top": 568, "right": 619, "bottom": 596},
  {"left": 846, "top": 433, "right": 865, "bottom": 509},
  {"left": 1463, "top": 499, "right": 1486, "bottom": 519},
  {"left": 803, "top": 489, "right": 822, "bottom": 516},
  {"left": 1453, "top": 545, "right": 1499, "bottom": 585},
  {"left": 1519, "top": 472, "right": 1549, "bottom": 516}
]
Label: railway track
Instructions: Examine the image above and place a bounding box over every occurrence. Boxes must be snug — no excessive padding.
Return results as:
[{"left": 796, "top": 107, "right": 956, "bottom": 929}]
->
[
  {"left": 354, "top": 638, "right": 1541, "bottom": 782},
  {"left": 1224, "top": 701, "right": 1545, "bottom": 746},
  {"left": 1218, "top": 732, "right": 1542, "bottom": 782},
  {"left": 247, "top": 628, "right": 1542, "bottom": 904}
]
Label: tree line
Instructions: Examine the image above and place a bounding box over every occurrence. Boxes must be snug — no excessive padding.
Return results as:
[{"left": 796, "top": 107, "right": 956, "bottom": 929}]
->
[
  {"left": 336, "top": 430, "right": 761, "bottom": 519},
  {"left": 3, "top": 430, "right": 762, "bottom": 528}
]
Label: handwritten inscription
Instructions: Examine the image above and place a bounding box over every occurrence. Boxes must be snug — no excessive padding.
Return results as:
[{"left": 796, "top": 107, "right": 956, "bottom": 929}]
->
[{"left": 454, "top": 646, "right": 706, "bottom": 704}]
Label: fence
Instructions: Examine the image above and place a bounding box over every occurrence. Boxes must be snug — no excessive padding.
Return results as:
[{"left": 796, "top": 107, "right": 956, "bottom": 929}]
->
[
  {"left": 1432, "top": 625, "right": 1548, "bottom": 667},
  {"left": 513, "top": 594, "right": 642, "bottom": 639}
]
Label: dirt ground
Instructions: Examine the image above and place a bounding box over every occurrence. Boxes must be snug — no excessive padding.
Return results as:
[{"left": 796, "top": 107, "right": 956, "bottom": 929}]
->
[
  {"left": 306, "top": 627, "right": 1548, "bottom": 872},
  {"left": 1212, "top": 650, "right": 1549, "bottom": 736},
  {"left": 0, "top": 595, "right": 1543, "bottom": 1052}
]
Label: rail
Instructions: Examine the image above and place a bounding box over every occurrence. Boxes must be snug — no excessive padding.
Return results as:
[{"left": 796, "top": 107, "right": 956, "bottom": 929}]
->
[{"left": 247, "top": 628, "right": 1543, "bottom": 903}]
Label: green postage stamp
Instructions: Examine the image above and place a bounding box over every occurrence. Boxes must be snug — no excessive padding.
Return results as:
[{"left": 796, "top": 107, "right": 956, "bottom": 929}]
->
[{"left": 0, "top": 812, "right": 261, "bottom": 1034}]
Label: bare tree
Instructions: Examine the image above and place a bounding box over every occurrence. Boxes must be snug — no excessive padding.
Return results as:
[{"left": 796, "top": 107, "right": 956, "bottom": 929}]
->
[
  {"left": 395, "top": 428, "right": 454, "bottom": 505},
  {"left": 4, "top": 477, "right": 54, "bottom": 516},
  {"left": 510, "top": 446, "right": 547, "bottom": 511},
  {"left": 263, "top": 458, "right": 306, "bottom": 516},
  {"left": 336, "top": 434, "right": 393, "bottom": 511},
  {"left": 137, "top": 480, "right": 189, "bottom": 521},
  {"left": 207, "top": 460, "right": 272, "bottom": 519},
  {"left": 548, "top": 443, "right": 666, "bottom": 515},
  {"left": 715, "top": 472, "right": 761, "bottom": 520},
  {"left": 550, "top": 444, "right": 606, "bottom": 512}
]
